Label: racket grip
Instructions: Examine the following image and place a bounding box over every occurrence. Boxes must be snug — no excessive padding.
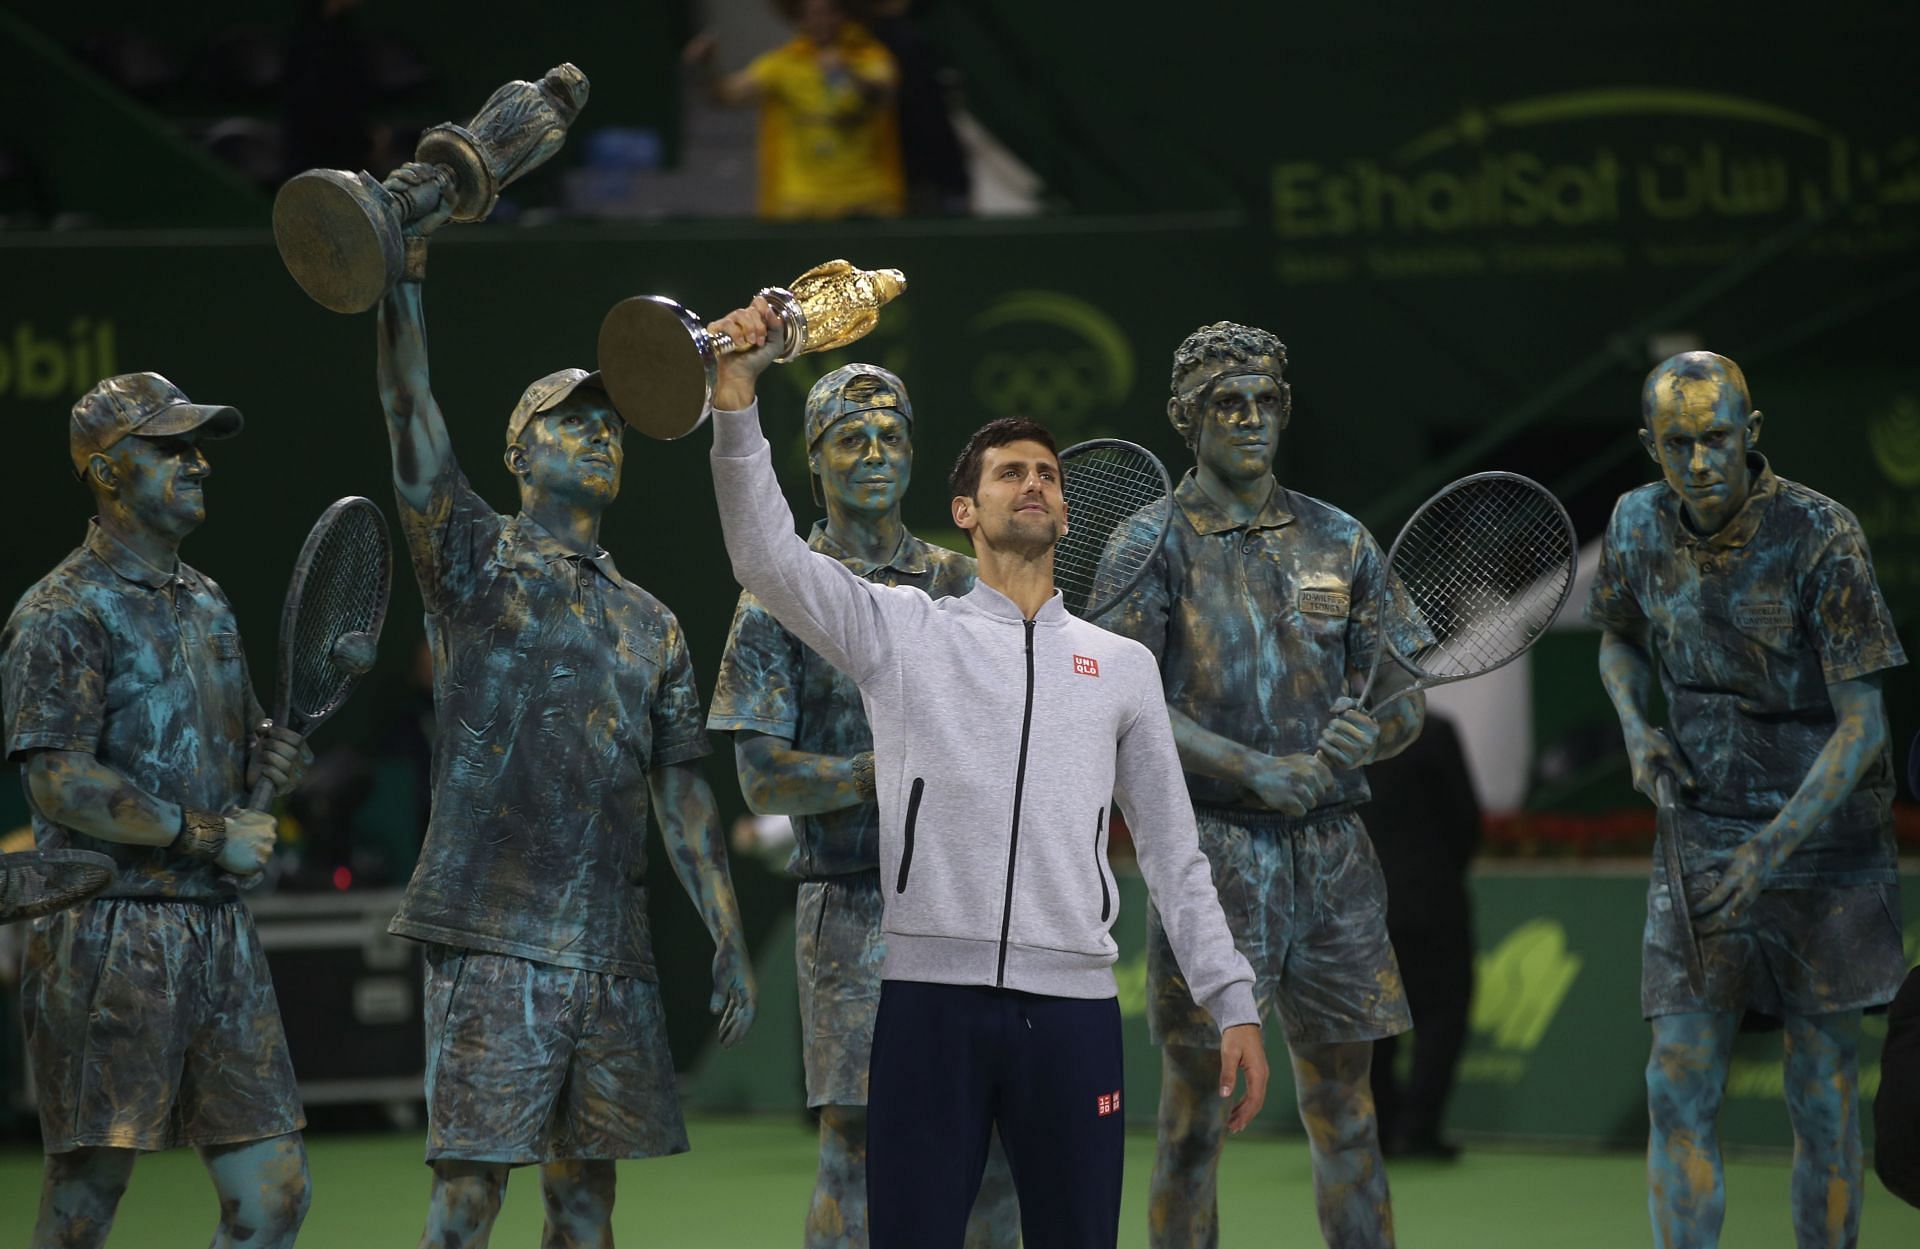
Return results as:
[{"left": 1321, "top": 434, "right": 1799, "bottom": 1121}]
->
[{"left": 247, "top": 778, "right": 275, "bottom": 812}]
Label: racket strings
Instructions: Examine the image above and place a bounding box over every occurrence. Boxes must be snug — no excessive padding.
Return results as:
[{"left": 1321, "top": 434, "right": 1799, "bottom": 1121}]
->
[
  {"left": 288, "top": 504, "right": 389, "bottom": 722},
  {"left": 1055, "top": 445, "right": 1172, "bottom": 619},
  {"left": 1389, "top": 476, "right": 1575, "bottom": 680}
]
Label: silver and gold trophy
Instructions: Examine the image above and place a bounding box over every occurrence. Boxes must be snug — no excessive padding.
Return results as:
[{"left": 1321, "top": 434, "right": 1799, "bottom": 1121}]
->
[
  {"left": 597, "top": 260, "right": 907, "bottom": 439},
  {"left": 273, "top": 64, "right": 589, "bottom": 313}
]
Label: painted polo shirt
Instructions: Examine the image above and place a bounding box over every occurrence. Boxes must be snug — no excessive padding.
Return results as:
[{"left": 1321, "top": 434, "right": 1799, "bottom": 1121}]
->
[
  {"left": 1103, "top": 472, "right": 1429, "bottom": 811},
  {"left": 1587, "top": 456, "right": 1907, "bottom": 884},
  {"left": 708, "top": 522, "right": 974, "bottom": 878},
  {"left": 2, "top": 523, "right": 258, "bottom": 900},
  {"left": 388, "top": 463, "right": 710, "bottom": 979}
]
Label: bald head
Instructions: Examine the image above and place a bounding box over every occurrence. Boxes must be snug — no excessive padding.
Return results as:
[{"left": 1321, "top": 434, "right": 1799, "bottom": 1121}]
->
[
  {"left": 1638, "top": 350, "right": 1764, "bottom": 535},
  {"left": 1641, "top": 351, "right": 1751, "bottom": 431}
]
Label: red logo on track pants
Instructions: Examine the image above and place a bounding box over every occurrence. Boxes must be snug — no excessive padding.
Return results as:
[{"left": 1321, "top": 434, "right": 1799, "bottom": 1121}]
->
[
  {"left": 1073, "top": 655, "right": 1100, "bottom": 677},
  {"left": 1096, "top": 1090, "right": 1122, "bottom": 1116}
]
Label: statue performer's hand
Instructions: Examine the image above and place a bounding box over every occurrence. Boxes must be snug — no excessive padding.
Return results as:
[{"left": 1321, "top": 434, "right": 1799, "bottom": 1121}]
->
[
  {"left": 1626, "top": 726, "right": 1695, "bottom": 802},
  {"left": 384, "top": 162, "right": 456, "bottom": 237},
  {"left": 218, "top": 809, "right": 278, "bottom": 876},
  {"left": 1693, "top": 831, "right": 1783, "bottom": 932},
  {"left": 711, "top": 935, "right": 759, "bottom": 1048},
  {"left": 1248, "top": 752, "right": 1334, "bottom": 818},
  {"left": 247, "top": 719, "right": 313, "bottom": 798},
  {"left": 1315, "top": 696, "right": 1380, "bottom": 770}
]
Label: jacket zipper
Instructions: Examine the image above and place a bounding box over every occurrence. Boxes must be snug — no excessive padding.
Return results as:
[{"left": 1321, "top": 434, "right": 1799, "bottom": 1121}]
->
[
  {"left": 897, "top": 777, "right": 924, "bottom": 893},
  {"left": 1095, "top": 809, "right": 1111, "bottom": 922},
  {"left": 997, "top": 619, "right": 1038, "bottom": 986}
]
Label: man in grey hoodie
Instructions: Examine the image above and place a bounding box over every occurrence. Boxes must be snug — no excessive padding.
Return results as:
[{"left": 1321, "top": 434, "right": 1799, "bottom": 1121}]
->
[{"left": 701, "top": 298, "right": 1269, "bottom": 1249}]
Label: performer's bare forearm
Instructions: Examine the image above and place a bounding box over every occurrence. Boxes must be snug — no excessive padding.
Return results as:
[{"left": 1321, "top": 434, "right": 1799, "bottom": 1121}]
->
[
  {"left": 650, "top": 762, "right": 749, "bottom": 947},
  {"left": 375, "top": 281, "right": 455, "bottom": 509},
  {"left": 1369, "top": 667, "right": 1426, "bottom": 762},
  {"left": 24, "top": 750, "right": 180, "bottom": 846},
  {"left": 1598, "top": 626, "right": 1658, "bottom": 737},
  {"left": 734, "top": 733, "right": 869, "bottom": 817},
  {"left": 1167, "top": 707, "right": 1263, "bottom": 789},
  {"left": 1763, "top": 677, "right": 1887, "bottom": 859}
]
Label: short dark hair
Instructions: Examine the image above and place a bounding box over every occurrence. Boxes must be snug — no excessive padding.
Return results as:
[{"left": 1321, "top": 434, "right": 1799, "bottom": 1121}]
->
[{"left": 948, "top": 417, "right": 1059, "bottom": 500}]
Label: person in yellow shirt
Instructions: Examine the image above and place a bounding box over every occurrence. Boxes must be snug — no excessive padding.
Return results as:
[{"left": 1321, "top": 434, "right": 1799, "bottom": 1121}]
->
[{"left": 690, "top": 0, "right": 906, "bottom": 219}]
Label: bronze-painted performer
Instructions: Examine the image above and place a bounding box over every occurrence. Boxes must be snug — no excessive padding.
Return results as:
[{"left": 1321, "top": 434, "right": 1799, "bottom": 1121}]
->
[
  {"left": 1589, "top": 351, "right": 1907, "bottom": 1249},
  {"left": 372, "top": 172, "right": 756, "bottom": 1249},
  {"left": 2, "top": 372, "right": 311, "bottom": 1249},
  {"left": 708, "top": 363, "right": 1019, "bottom": 1247},
  {"left": 1103, "top": 323, "right": 1426, "bottom": 1249}
]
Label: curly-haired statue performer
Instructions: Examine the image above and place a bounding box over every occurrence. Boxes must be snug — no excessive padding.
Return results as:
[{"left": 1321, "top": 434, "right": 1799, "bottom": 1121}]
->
[
  {"left": 1589, "top": 351, "right": 1907, "bottom": 1249},
  {"left": 1103, "top": 322, "right": 1427, "bottom": 1249},
  {"left": 709, "top": 363, "right": 1019, "bottom": 1249},
  {"left": 704, "top": 299, "right": 1267, "bottom": 1249},
  {"left": 372, "top": 167, "right": 757, "bottom": 1249},
  {"left": 3, "top": 372, "right": 312, "bottom": 1249}
]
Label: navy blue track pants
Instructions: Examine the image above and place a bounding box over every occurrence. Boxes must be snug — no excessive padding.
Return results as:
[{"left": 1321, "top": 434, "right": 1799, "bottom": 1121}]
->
[{"left": 867, "top": 980, "right": 1126, "bottom": 1249}]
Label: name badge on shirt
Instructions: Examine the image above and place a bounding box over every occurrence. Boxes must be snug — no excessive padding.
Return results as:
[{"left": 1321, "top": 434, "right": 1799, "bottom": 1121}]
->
[
  {"left": 208, "top": 633, "right": 243, "bottom": 660},
  {"left": 1733, "top": 601, "right": 1793, "bottom": 630},
  {"left": 1298, "top": 588, "right": 1351, "bottom": 617}
]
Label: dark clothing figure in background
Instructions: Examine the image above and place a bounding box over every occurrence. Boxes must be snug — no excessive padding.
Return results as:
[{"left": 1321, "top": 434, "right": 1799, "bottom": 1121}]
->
[
  {"left": 709, "top": 363, "right": 1016, "bottom": 1247},
  {"left": 3, "top": 372, "right": 311, "bottom": 1249},
  {"left": 372, "top": 173, "right": 755, "bottom": 1249},
  {"left": 282, "top": 0, "right": 384, "bottom": 179},
  {"left": 1876, "top": 965, "right": 1920, "bottom": 1209},
  {"left": 1591, "top": 351, "right": 1906, "bottom": 1249},
  {"left": 1360, "top": 713, "right": 1480, "bottom": 1160},
  {"left": 863, "top": 1, "right": 971, "bottom": 214}
]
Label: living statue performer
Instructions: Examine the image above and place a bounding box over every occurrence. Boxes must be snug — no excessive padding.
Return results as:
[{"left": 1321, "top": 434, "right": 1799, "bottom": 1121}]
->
[
  {"left": 371, "top": 168, "right": 757, "bottom": 1249},
  {"left": 707, "top": 363, "right": 1019, "bottom": 1248},
  {"left": 2, "top": 372, "right": 313, "bottom": 1249},
  {"left": 1588, "top": 351, "right": 1907, "bottom": 1249},
  {"left": 1102, "top": 323, "right": 1427, "bottom": 1249}
]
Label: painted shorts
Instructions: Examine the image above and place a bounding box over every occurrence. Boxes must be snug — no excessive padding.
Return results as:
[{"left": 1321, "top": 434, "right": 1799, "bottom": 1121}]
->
[
  {"left": 422, "top": 945, "right": 688, "bottom": 1165},
  {"left": 1642, "top": 873, "right": 1906, "bottom": 1022},
  {"left": 1149, "top": 807, "right": 1412, "bottom": 1047},
  {"left": 796, "top": 871, "right": 887, "bottom": 1107},
  {"left": 21, "top": 898, "right": 305, "bottom": 1153}
]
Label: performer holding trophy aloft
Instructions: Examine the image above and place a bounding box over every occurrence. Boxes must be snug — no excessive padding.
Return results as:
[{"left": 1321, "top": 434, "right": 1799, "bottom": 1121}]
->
[{"left": 367, "top": 156, "right": 756, "bottom": 1247}]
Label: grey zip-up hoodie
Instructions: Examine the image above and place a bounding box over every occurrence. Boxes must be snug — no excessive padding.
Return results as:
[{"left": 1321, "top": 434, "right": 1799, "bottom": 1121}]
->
[{"left": 712, "top": 404, "right": 1258, "bottom": 1033}]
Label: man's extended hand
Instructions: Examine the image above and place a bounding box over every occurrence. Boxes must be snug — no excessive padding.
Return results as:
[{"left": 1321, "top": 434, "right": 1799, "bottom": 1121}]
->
[
  {"left": 1316, "top": 696, "right": 1380, "bottom": 770},
  {"left": 708, "top": 298, "right": 786, "bottom": 413},
  {"left": 1218, "top": 1022, "right": 1269, "bottom": 1134},
  {"left": 218, "top": 809, "right": 277, "bottom": 875},
  {"left": 246, "top": 720, "right": 313, "bottom": 799},
  {"left": 1247, "top": 752, "right": 1334, "bottom": 817},
  {"left": 711, "top": 935, "right": 759, "bottom": 1048}
]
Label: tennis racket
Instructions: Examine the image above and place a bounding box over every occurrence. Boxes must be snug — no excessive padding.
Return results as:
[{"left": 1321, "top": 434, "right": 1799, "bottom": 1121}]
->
[
  {"left": 247, "top": 496, "right": 393, "bottom": 809},
  {"left": 1655, "top": 769, "right": 1707, "bottom": 995},
  {"left": 1052, "top": 439, "right": 1174, "bottom": 621},
  {"left": 0, "top": 849, "right": 116, "bottom": 925},
  {"left": 1354, "top": 470, "right": 1578, "bottom": 717}
]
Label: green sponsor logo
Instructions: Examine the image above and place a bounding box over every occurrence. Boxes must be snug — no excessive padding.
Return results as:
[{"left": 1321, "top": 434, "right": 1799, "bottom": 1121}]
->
[
  {"left": 967, "top": 291, "right": 1135, "bottom": 441},
  {"left": 1869, "top": 396, "right": 1920, "bottom": 488},
  {"left": 1471, "top": 918, "right": 1584, "bottom": 1052},
  {"left": 0, "top": 318, "right": 117, "bottom": 401}
]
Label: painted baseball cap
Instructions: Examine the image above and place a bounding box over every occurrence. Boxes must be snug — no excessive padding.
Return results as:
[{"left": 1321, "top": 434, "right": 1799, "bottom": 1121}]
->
[
  {"left": 804, "top": 363, "right": 912, "bottom": 448},
  {"left": 69, "top": 372, "right": 243, "bottom": 475},
  {"left": 505, "top": 368, "right": 616, "bottom": 446}
]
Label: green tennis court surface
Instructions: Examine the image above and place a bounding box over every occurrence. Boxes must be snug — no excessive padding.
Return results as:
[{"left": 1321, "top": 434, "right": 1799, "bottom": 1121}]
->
[{"left": 3, "top": 1115, "right": 1917, "bottom": 1246}]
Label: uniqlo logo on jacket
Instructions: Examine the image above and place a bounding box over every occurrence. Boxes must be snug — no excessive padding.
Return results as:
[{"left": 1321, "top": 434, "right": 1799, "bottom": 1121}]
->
[
  {"left": 1073, "top": 655, "right": 1100, "bottom": 677},
  {"left": 1096, "top": 1090, "right": 1121, "bottom": 1116}
]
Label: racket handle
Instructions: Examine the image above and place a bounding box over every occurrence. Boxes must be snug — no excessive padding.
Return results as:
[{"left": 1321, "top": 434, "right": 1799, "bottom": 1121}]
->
[{"left": 247, "top": 778, "right": 275, "bottom": 812}]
